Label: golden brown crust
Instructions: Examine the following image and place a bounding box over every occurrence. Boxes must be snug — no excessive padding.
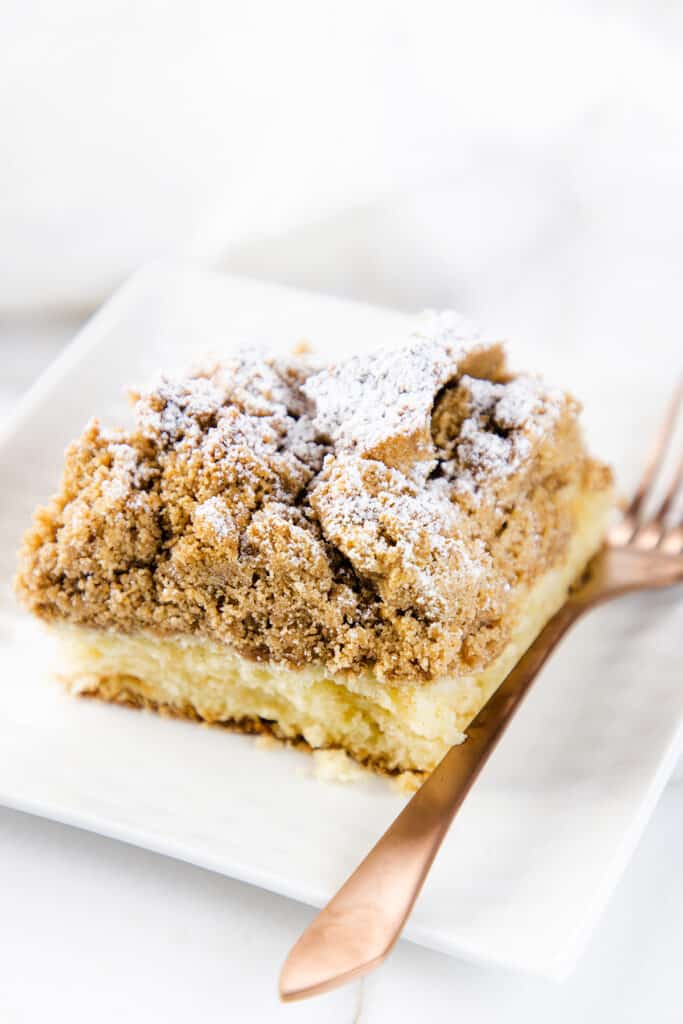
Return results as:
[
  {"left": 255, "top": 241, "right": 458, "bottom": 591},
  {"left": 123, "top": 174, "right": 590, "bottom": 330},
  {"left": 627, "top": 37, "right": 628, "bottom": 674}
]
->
[{"left": 15, "top": 316, "right": 612, "bottom": 683}]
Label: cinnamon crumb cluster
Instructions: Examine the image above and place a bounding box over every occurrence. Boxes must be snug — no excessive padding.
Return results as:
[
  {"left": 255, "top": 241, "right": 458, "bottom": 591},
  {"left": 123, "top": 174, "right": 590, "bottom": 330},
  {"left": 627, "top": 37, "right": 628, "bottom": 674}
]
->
[{"left": 16, "top": 313, "right": 611, "bottom": 683}]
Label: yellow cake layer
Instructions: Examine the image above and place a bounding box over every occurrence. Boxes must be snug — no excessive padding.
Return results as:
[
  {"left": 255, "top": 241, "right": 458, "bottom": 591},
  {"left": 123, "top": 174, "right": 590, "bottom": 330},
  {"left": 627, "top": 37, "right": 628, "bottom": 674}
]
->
[{"left": 53, "top": 488, "right": 611, "bottom": 774}]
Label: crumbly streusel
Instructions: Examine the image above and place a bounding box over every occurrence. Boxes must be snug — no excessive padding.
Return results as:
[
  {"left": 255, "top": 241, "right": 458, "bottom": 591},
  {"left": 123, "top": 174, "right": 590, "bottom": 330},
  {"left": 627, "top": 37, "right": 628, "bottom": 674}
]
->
[{"left": 15, "top": 313, "right": 611, "bottom": 683}]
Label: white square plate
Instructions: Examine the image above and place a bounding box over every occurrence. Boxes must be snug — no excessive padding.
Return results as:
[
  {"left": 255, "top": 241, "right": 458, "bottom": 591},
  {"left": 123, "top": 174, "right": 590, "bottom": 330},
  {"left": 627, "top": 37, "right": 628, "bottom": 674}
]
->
[{"left": 1, "top": 264, "right": 681, "bottom": 979}]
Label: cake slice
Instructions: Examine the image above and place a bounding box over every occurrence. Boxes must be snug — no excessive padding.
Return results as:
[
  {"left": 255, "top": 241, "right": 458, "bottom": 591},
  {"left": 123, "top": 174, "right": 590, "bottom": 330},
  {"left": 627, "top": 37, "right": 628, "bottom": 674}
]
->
[{"left": 15, "top": 313, "right": 612, "bottom": 778}]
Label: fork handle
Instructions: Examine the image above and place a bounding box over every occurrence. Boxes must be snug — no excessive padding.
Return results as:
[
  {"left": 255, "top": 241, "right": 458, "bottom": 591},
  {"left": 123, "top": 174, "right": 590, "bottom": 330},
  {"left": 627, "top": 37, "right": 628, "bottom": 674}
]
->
[{"left": 279, "top": 599, "right": 583, "bottom": 1002}]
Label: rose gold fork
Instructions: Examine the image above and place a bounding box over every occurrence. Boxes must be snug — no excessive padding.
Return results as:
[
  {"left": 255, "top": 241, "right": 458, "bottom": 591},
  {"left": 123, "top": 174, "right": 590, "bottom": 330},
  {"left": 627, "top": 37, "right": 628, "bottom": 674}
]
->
[{"left": 280, "top": 381, "right": 683, "bottom": 1002}]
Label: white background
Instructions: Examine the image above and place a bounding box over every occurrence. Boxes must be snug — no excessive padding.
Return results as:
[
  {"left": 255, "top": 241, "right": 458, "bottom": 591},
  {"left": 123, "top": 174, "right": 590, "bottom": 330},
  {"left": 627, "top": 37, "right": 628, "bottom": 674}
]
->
[{"left": 1, "top": 2, "right": 682, "bottom": 1020}]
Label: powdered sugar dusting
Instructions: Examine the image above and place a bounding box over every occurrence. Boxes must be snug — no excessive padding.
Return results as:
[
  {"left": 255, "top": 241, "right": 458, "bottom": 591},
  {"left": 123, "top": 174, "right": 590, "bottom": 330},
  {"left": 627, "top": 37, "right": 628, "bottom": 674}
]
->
[
  {"left": 494, "top": 376, "right": 550, "bottom": 429},
  {"left": 134, "top": 348, "right": 327, "bottom": 518},
  {"left": 438, "top": 374, "right": 562, "bottom": 501},
  {"left": 110, "top": 317, "right": 565, "bottom": 617},
  {"left": 311, "top": 455, "right": 493, "bottom": 625},
  {"left": 303, "top": 326, "right": 468, "bottom": 472},
  {"left": 101, "top": 441, "right": 142, "bottom": 502},
  {"left": 137, "top": 376, "right": 224, "bottom": 443},
  {"left": 194, "top": 496, "right": 233, "bottom": 540}
]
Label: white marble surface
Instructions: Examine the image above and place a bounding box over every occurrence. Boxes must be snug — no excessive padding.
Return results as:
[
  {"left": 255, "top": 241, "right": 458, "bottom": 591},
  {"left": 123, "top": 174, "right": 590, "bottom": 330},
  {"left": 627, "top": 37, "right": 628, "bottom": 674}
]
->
[
  {"left": 1, "top": 319, "right": 682, "bottom": 1022},
  {"left": 3, "top": 2, "right": 683, "bottom": 318}
]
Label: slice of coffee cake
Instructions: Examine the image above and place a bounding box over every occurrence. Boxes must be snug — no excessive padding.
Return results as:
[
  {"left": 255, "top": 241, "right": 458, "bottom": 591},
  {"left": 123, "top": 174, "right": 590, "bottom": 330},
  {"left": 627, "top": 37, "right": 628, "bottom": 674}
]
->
[{"left": 16, "top": 313, "right": 612, "bottom": 776}]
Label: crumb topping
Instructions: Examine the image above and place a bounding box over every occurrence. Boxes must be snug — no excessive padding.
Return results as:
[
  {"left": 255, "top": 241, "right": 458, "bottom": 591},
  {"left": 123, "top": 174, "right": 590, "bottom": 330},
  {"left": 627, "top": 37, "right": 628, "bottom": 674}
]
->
[{"left": 16, "top": 317, "right": 611, "bottom": 683}]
